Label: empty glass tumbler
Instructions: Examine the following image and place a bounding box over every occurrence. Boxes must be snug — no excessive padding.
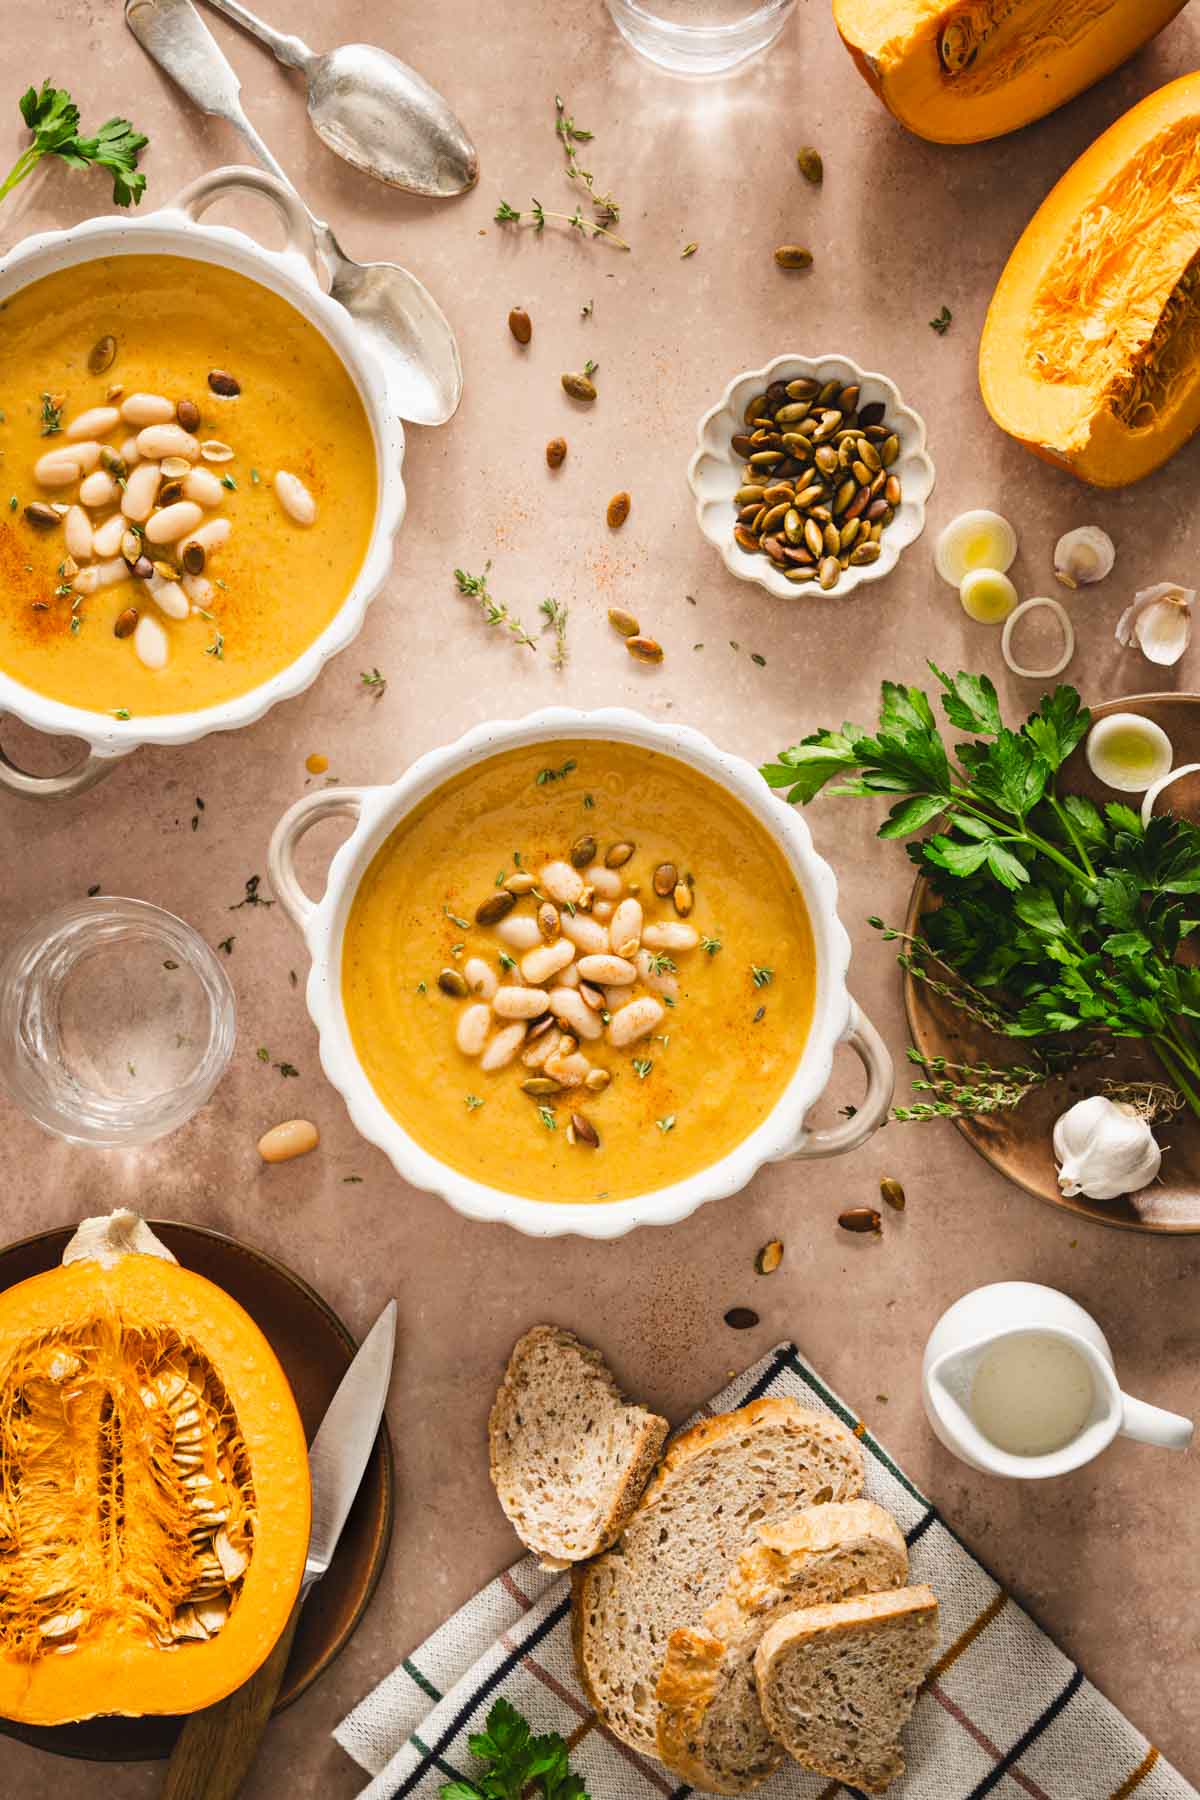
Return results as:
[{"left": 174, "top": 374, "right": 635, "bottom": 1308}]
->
[{"left": 605, "top": 0, "right": 795, "bottom": 74}]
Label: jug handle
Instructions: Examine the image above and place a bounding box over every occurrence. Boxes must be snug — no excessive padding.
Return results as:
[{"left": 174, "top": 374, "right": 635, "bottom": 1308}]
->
[{"left": 1119, "top": 1393, "right": 1193, "bottom": 1451}]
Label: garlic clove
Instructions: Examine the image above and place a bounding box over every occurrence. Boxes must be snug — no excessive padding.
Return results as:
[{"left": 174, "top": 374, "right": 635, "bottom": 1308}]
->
[
  {"left": 1053, "top": 525, "right": 1115, "bottom": 588},
  {"left": 1115, "top": 582, "right": 1195, "bottom": 666},
  {"left": 1052, "top": 1095, "right": 1161, "bottom": 1201}
]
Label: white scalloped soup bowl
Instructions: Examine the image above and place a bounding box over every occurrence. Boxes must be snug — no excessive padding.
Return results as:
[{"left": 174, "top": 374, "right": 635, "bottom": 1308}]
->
[
  {"left": 688, "top": 352, "right": 935, "bottom": 601},
  {"left": 0, "top": 166, "right": 406, "bottom": 799},
  {"left": 268, "top": 708, "right": 894, "bottom": 1240}
]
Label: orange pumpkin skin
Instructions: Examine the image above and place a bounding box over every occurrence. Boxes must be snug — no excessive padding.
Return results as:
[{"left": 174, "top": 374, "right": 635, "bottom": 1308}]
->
[
  {"left": 832, "top": 0, "right": 1188, "bottom": 145},
  {"left": 0, "top": 1246, "right": 310, "bottom": 1726},
  {"left": 980, "top": 73, "right": 1200, "bottom": 488}
]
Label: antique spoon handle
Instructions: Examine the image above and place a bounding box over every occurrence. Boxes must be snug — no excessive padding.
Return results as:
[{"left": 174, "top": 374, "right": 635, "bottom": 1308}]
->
[{"left": 198, "top": 0, "right": 314, "bottom": 72}]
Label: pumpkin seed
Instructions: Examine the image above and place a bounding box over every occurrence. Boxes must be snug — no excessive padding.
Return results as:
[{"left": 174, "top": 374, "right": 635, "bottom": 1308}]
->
[
  {"left": 504, "top": 871, "right": 537, "bottom": 895},
  {"left": 673, "top": 882, "right": 693, "bottom": 917},
  {"left": 796, "top": 146, "right": 823, "bottom": 184},
  {"left": 562, "top": 371, "right": 597, "bottom": 402},
  {"left": 755, "top": 1238, "right": 784, "bottom": 1274},
  {"left": 537, "top": 900, "right": 560, "bottom": 942},
  {"left": 23, "top": 502, "right": 60, "bottom": 529},
  {"left": 546, "top": 436, "right": 567, "bottom": 468},
  {"left": 880, "top": 1176, "right": 906, "bottom": 1211},
  {"left": 207, "top": 369, "right": 240, "bottom": 398},
  {"left": 652, "top": 862, "right": 677, "bottom": 897},
  {"left": 607, "top": 491, "right": 631, "bottom": 529},
  {"left": 476, "top": 890, "right": 516, "bottom": 926},
  {"left": 823, "top": 521, "right": 841, "bottom": 555},
  {"left": 176, "top": 398, "right": 201, "bottom": 433},
  {"left": 833, "top": 478, "right": 857, "bottom": 515},
  {"left": 744, "top": 394, "right": 768, "bottom": 425},
  {"left": 605, "top": 841, "right": 635, "bottom": 868},
  {"left": 881, "top": 433, "right": 900, "bottom": 466},
  {"left": 182, "top": 541, "right": 206, "bottom": 575},
  {"left": 818, "top": 556, "right": 840, "bottom": 590},
  {"left": 849, "top": 541, "right": 882, "bottom": 565},
  {"left": 570, "top": 834, "right": 597, "bottom": 869},
  {"left": 884, "top": 474, "right": 902, "bottom": 505},
  {"left": 838, "top": 1206, "right": 882, "bottom": 1234},
  {"left": 724, "top": 1307, "right": 759, "bottom": 1330},
  {"left": 521, "top": 1077, "right": 562, "bottom": 1096},
  {"left": 858, "top": 401, "right": 886, "bottom": 429},
  {"left": 626, "top": 635, "right": 664, "bottom": 663},
  {"left": 437, "top": 968, "right": 470, "bottom": 997},
  {"left": 88, "top": 334, "right": 117, "bottom": 375},
  {"left": 508, "top": 306, "right": 532, "bottom": 344},
  {"left": 803, "top": 517, "right": 824, "bottom": 558},
  {"left": 113, "top": 608, "right": 139, "bottom": 639},
  {"left": 584, "top": 1067, "right": 611, "bottom": 1092},
  {"left": 570, "top": 1112, "right": 600, "bottom": 1147},
  {"left": 785, "top": 566, "right": 817, "bottom": 583},
  {"left": 774, "top": 245, "right": 813, "bottom": 270},
  {"left": 730, "top": 432, "right": 755, "bottom": 458},
  {"left": 786, "top": 377, "right": 820, "bottom": 400}
]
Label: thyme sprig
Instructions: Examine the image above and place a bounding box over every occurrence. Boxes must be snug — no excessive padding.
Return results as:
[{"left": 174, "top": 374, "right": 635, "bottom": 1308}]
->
[
  {"left": 894, "top": 1051, "right": 1049, "bottom": 1122},
  {"left": 540, "top": 596, "right": 569, "bottom": 670},
  {"left": 494, "top": 197, "right": 629, "bottom": 251},
  {"left": 554, "top": 94, "right": 623, "bottom": 231},
  {"left": 454, "top": 562, "right": 536, "bottom": 650}
]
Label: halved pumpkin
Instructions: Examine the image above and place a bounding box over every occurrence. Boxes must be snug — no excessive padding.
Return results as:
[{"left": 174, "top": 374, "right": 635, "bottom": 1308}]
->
[
  {"left": 0, "top": 1212, "right": 310, "bottom": 1726},
  {"left": 833, "top": 0, "right": 1187, "bottom": 144},
  {"left": 980, "top": 72, "right": 1200, "bottom": 487}
]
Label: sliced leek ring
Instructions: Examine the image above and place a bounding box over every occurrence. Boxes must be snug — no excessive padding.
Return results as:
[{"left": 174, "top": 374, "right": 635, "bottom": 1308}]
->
[{"left": 1000, "top": 596, "right": 1074, "bottom": 679}]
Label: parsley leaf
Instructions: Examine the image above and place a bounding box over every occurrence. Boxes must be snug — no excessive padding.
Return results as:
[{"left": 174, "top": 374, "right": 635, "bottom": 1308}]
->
[
  {"left": 443, "top": 1699, "right": 592, "bottom": 1800},
  {"left": 3, "top": 83, "right": 148, "bottom": 208}
]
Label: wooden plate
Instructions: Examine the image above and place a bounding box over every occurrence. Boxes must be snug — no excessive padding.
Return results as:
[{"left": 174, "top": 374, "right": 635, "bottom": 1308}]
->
[
  {"left": 904, "top": 692, "right": 1200, "bottom": 1235},
  {"left": 0, "top": 1220, "right": 394, "bottom": 1761}
]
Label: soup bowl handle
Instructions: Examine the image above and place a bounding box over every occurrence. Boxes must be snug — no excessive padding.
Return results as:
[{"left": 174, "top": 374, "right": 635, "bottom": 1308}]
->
[
  {"left": 0, "top": 720, "right": 124, "bottom": 800},
  {"left": 269, "top": 788, "right": 366, "bottom": 933},
  {"left": 777, "top": 1000, "right": 894, "bottom": 1160},
  {"left": 169, "top": 166, "right": 321, "bottom": 285}
]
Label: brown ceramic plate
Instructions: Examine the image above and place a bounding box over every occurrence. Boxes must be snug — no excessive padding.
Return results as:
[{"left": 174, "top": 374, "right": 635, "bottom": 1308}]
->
[
  {"left": 0, "top": 1219, "right": 394, "bottom": 1761},
  {"left": 904, "top": 693, "right": 1200, "bottom": 1235}
]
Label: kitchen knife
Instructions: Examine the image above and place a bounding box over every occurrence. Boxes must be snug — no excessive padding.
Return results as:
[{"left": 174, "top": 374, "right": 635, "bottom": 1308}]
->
[{"left": 161, "top": 1298, "right": 397, "bottom": 1800}]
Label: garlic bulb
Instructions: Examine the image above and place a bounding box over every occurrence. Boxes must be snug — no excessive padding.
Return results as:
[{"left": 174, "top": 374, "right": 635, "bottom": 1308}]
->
[
  {"left": 1054, "top": 526, "right": 1115, "bottom": 588},
  {"left": 1115, "top": 582, "right": 1195, "bottom": 666},
  {"left": 1052, "top": 1096, "right": 1162, "bottom": 1200},
  {"left": 62, "top": 1209, "right": 177, "bottom": 1269}
]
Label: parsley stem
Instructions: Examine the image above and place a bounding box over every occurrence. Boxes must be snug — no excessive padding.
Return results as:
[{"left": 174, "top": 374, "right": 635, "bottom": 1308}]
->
[
  {"left": 1047, "top": 792, "right": 1097, "bottom": 881},
  {"left": 1150, "top": 1036, "right": 1200, "bottom": 1119}
]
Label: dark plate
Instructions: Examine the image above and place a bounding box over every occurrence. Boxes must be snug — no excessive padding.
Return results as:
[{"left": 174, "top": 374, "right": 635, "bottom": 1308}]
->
[
  {"left": 904, "top": 693, "right": 1200, "bottom": 1235},
  {"left": 0, "top": 1220, "right": 394, "bottom": 1760}
]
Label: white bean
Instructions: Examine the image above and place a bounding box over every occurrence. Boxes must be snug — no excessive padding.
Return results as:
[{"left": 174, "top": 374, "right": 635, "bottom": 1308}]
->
[
  {"left": 584, "top": 864, "right": 623, "bottom": 899},
  {"left": 66, "top": 405, "right": 120, "bottom": 441},
  {"left": 122, "top": 461, "right": 161, "bottom": 521},
  {"left": 70, "top": 566, "right": 100, "bottom": 595},
  {"left": 121, "top": 392, "right": 175, "bottom": 426},
  {"left": 274, "top": 469, "right": 317, "bottom": 526},
  {"left": 560, "top": 912, "right": 609, "bottom": 955},
  {"left": 540, "top": 861, "right": 584, "bottom": 906},
  {"left": 64, "top": 506, "right": 93, "bottom": 561},
  {"left": 134, "top": 612, "right": 168, "bottom": 670},
  {"left": 548, "top": 987, "right": 604, "bottom": 1041},
  {"left": 480, "top": 1020, "right": 526, "bottom": 1072},
  {"left": 182, "top": 517, "right": 231, "bottom": 554},
  {"left": 89, "top": 557, "right": 132, "bottom": 590},
  {"left": 145, "top": 501, "right": 204, "bottom": 545},
  {"left": 182, "top": 572, "right": 213, "bottom": 609},
  {"left": 91, "top": 513, "right": 126, "bottom": 558},
  {"left": 182, "top": 467, "right": 225, "bottom": 508},
  {"left": 493, "top": 986, "right": 551, "bottom": 1020},
  {"left": 137, "top": 423, "right": 200, "bottom": 462},
  {"left": 144, "top": 571, "right": 189, "bottom": 620},
  {"left": 455, "top": 1003, "right": 492, "bottom": 1057},
  {"left": 593, "top": 899, "right": 615, "bottom": 922},
  {"left": 558, "top": 964, "right": 581, "bottom": 988},
  {"left": 520, "top": 939, "right": 575, "bottom": 985},
  {"left": 496, "top": 915, "right": 542, "bottom": 952},
  {"left": 79, "top": 469, "right": 118, "bottom": 509},
  {"left": 609, "top": 899, "right": 643, "bottom": 958},
  {"left": 604, "top": 986, "right": 634, "bottom": 1012},
  {"left": 463, "top": 957, "right": 498, "bottom": 1001},
  {"left": 34, "top": 450, "right": 82, "bottom": 488},
  {"left": 637, "top": 947, "right": 679, "bottom": 1000},
  {"left": 120, "top": 435, "right": 142, "bottom": 467},
  {"left": 521, "top": 1029, "right": 559, "bottom": 1069},
  {"left": 642, "top": 921, "right": 700, "bottom": 951},
  {"left": 577, "top": 953, "right": 637, "bottom": 986},
  {"left": 544, "top": 1050, "right": 591, "bottom": 1088},
  {"left": 607, "top": 995, "right": 664, "bottom": 1048}
]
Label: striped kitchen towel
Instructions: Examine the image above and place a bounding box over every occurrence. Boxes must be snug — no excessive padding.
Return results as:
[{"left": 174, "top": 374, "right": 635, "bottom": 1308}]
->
[{"left": 335, "top": 1343, "right": 1195, "bottom": 1800}]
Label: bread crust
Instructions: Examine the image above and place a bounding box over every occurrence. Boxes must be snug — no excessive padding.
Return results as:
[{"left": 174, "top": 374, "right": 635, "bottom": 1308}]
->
[{"left": 656, "top": 1628, "right": 763, "bottom": 1796}]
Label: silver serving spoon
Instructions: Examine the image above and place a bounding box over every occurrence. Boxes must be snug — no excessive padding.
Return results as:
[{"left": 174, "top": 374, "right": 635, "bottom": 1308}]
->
[
  {"left": 199, "top": 0, "right": 477, "bottom": 198},
  {"left": 126, "top": 0, "right": 463, "bottom": 427}
]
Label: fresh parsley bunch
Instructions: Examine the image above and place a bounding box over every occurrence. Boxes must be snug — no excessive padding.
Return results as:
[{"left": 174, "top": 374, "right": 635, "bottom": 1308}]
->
[
  {"left": 440, "top": 1699, "right": 591, "bottom": 1800},
  {"left": 0, "top": 82, "right": 148, "bottom": 209},
  {"left": 763, "top": 663, "right": 1200, "bottom": 1117}
]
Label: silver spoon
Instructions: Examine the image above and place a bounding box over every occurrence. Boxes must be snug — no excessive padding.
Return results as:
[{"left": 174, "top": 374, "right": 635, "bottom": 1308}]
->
[
  {"left": 126, "top": 0, "right": 463, "bottom": 427},
  {"left": 199, "top": 0, "right": 478, "bottom": 198}
]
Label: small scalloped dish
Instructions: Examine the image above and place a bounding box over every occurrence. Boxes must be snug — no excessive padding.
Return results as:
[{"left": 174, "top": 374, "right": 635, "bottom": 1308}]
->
[{"left": 688, "top": 353, "right": 935, "bottom": 602}]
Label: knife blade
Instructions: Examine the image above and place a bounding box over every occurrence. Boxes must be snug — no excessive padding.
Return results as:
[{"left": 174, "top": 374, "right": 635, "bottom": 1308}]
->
[{"left": 161, "top": 1298, "right": 397, "bottom": 1800}]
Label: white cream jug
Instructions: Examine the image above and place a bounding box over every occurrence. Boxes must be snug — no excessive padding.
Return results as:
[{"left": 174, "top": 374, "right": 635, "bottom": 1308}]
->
[{"left": 922, "top": 1282, "right": 1193, "bottom": 1479}]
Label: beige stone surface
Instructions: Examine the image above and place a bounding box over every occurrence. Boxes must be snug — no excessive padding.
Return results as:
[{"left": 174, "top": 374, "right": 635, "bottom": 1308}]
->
[{"left": 0, "top": 0, "right": 1198, "bottom": 1792}]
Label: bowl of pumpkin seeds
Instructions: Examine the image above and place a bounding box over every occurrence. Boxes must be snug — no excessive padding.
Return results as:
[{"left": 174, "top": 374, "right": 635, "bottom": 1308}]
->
[{"left": 688, "top": 353, "right": 935, "bottom": 600}]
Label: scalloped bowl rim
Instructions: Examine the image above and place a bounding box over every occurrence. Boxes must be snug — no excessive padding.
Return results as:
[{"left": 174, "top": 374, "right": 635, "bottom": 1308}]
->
[
  {"left": 290, "top": 706, "right": 868, "bottom": 1239},
  {"left": 687, "top": 350, "right": 935, "bottom": 600},
  {"left": 0, "top": 185, "right": 406, "bottom": 755}
]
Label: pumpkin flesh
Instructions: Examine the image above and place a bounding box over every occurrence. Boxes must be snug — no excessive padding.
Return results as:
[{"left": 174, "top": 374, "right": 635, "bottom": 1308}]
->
[
  {"left": 833, "top": 0, "right": 1188, "bottom": 144},
  {"left": 0, "top": 1247, "right": 309, "bottom": 1725},
  {"left": 980, "top": 74, "right": 1200, "bottom": 486}
]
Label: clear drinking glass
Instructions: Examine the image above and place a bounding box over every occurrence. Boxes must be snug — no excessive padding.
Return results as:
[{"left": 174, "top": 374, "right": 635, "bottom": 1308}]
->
[
  {"left": 0, "top": 897, "right": 236, "bottom": 1146},
  {"left": 605, "top": 0, "right": 795, "bottom": 74}
]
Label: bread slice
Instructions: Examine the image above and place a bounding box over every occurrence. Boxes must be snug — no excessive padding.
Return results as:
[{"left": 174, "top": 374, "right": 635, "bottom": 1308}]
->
[
  {"left": 656, "top": 1501, "right": 909, "bottom": 1793},
  {"left": 572, "top": 1397, "right": 863, "bottom": 1755},
  {"left": 754, "top": 1585, "right": 939, "bottom": 1794},
  {"left": 488, "top": 1326, "right": 668, "bottom": 1569}
]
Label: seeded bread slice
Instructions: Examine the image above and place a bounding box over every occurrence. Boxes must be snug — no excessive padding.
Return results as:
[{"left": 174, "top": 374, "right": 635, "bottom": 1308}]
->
[
  {"left": 488, "top": 1326, "right": 668, "bottom": 1569},
  {"left": 571, "top": 1397, "right": 864, "bottom": 1755},
  {"left": 656, "top": 1501, "right": 909, "bottom": 1793},
  {"left": 754, "top": 1585, "right": 939, "bottom": 1794}
]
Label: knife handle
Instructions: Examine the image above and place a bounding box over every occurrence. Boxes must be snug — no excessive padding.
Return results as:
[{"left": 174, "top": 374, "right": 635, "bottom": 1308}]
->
[{"left": 160, "top": 1596, "right": 302, "bottom": 1800}]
